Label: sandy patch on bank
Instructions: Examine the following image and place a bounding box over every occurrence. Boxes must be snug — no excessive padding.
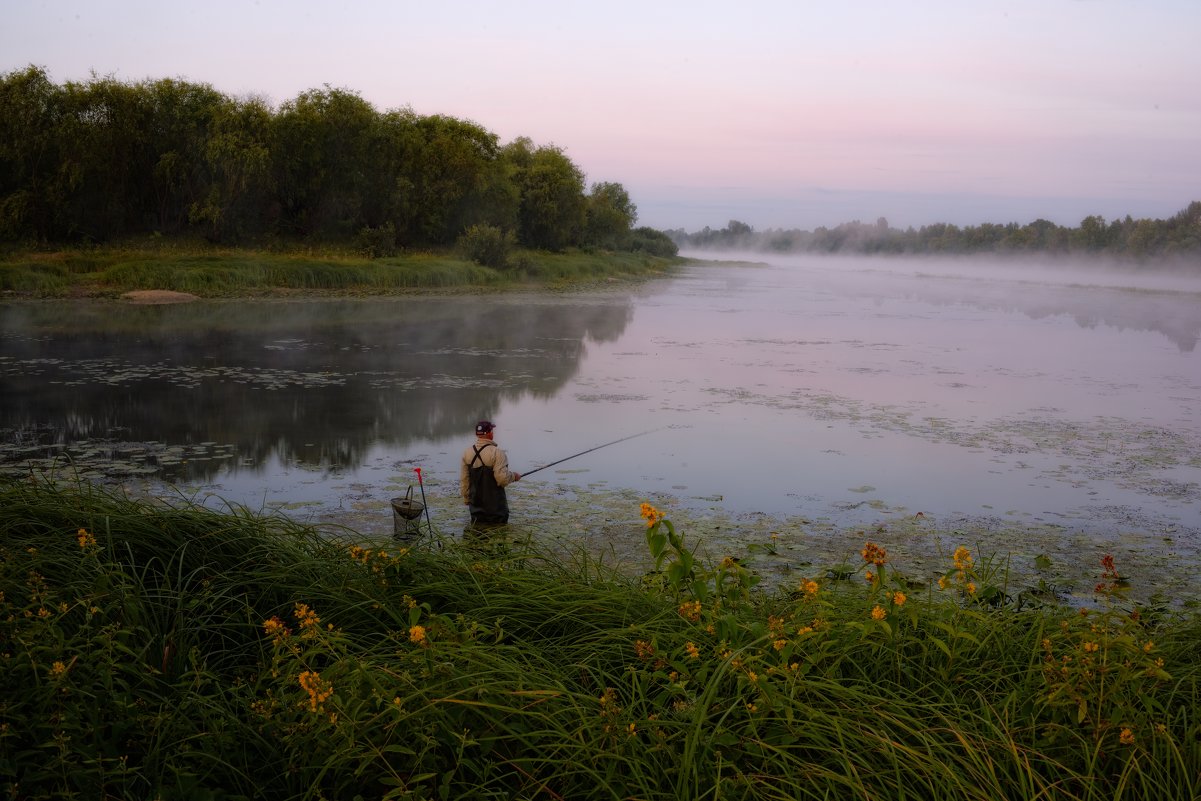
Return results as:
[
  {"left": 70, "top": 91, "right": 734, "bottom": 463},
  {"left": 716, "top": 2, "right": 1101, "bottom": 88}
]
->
[{"left": 119, "top": 290, "right": 201, "bottom": 304}]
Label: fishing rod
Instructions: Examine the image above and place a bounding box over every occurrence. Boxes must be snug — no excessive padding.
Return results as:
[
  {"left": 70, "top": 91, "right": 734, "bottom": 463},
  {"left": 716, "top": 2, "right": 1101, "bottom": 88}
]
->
[{"left": 522, "top": 426, "right": 672, "bottom": 478}]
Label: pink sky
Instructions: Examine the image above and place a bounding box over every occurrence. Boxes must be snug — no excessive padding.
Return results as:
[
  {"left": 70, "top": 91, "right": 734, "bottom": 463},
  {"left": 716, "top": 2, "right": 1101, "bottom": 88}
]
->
[{"left": 4, "top": 0, "right": 1199, "bottom": 231}]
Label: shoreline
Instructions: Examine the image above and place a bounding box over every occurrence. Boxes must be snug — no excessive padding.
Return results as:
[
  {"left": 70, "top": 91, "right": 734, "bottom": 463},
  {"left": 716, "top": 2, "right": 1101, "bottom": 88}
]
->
[{"left": 0, "top": 245, "right": 688, "bottom": 300}]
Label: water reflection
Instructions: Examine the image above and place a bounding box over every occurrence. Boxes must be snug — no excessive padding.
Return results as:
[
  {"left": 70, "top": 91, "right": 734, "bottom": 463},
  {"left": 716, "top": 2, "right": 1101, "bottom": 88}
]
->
[
  {"left": 727, "top": 253, "right": 1201, "bottom": 353},
  {"left": 0, "top": 296, "right": 635, "bottom": 481}
]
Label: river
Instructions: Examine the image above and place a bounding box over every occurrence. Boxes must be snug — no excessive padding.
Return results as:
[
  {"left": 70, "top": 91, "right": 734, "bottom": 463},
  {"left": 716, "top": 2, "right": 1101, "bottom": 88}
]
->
[{"left": 3, "top": 254, "right": 1200, "bottom": 596}]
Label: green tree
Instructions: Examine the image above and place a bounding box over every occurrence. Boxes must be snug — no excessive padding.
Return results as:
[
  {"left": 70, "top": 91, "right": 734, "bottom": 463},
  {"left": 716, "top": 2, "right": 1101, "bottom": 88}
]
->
[
  {"left": 583, "top": 181, "right": 637, "bottom": 248},
  {"left": 189, "top": 95, "right": 273, "bottom": 242},
  {"left": 141, "top": 78, "right": 226, "bottom": 234},
  {"left": 404, "top": 115, "right": 513, "bottom": 245},
  {"left": 505, "top": 138, "right": 586, "bottom": 251},
  {"left": 1076, "top": 215, "right": 1110, "bottom": 251},
  {"left": 0, "top": 65, "right": 63, "bottom": 241},
  {"left": 359, "top": 108, "right": 422, "bottom": 241},
  {"left": 272, "top": 86, "right": 378, "bottom": 239}
]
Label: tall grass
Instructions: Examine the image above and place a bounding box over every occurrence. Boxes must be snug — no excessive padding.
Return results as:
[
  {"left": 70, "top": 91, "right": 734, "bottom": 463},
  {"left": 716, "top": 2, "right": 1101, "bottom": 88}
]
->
[
  {"left": 1, "top": 481, "right": 1197, "bottom": 800},
  {"left": 97, "top": 253, "right": 501, "bottom": 293},
  {"left": 0, "top": 261, "right": 72, "bottom": 295},
  {"left": 0, "top": 245, "right": 680, "bottom": 297}
]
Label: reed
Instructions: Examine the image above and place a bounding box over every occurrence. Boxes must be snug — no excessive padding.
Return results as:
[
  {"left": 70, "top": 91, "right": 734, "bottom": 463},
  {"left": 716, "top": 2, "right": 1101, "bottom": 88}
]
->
[{"left": 1, "top": 481, "right": 1197, "bottom": 800}]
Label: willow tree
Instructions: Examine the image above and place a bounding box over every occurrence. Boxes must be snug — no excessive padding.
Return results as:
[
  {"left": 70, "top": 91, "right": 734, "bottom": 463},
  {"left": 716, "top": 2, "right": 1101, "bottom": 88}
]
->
[
  {"left": 0, "top": 66, "right": 62, "bottom": 241},
  {"left": 271, "top": 86, "right": 378, "bottom": 239}
]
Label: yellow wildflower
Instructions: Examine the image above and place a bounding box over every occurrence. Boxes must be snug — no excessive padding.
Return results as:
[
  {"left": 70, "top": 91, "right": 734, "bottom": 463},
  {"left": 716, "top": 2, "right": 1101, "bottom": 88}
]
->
[
  {"left": 1143, "top": 641, "right": 1155, "bottom": 653},
  {"left": 966, "top": 582, "right": 977, "bottom": 595},
  {"left": 864, "top": 570, "right": 874, "bottom": 583},
  {"left": 892, "top": 591, "right": 907, "bottom": 606},
  {"left": 293, "top": 603, "right": 320, "bottom": 631},
  {"left": 298, "top": 670, "right": 333, "bottom": 713},
  {"left": 627, "top": 722, "right": 637, "bottom": 737},
  {"left": 719, "top": 556, "right": 739, "bottom": 570},
  {"left": 409, "top": 624, "right": 428, "bottom": 647},
  {"left": 678, "top": 600, "right": 702, "bottom": 622},
  {"left": 871, "top": 605, "right": 886, "bottom": 621},
  {"left": 50, "top": 661, "right": 66, "bottom": 677},
  {"left": 1119, "top": 728, "right": 1135, "bottom": 746},
  {"left": 937, "top": 576, "right": 949, "bottom": 590},
  {"left": 685, "top": 641, "right": 700, "bottom": 660},
  {"left": 796, "top": 625, "right": 813, "bottom": 636},
  {"left": 1083, "top": 641, "right": 1099, "bottom": 653},
  {"left": 634, "top": 639, "right": 655, "bottom": 660},
  {"left": 952, "top": 546, "right": 973, "bottom": 570},
  {"left": 76, "top": 528, "right": 96, "bottom": 549},
  {"left": 263, "top": 616, "right": 290, "bottom": 643},
  {"left": 860, "top": 542, "right": 887, "bottom": 566},
  {"left": 803, "top": 580, "right": 820, "bottom": 597},
  {"left": 639, "top": 503, "right": 664, "bottom": 528},
  {"left": 773, "top": 638, "right": 788, "bottom": 651}
]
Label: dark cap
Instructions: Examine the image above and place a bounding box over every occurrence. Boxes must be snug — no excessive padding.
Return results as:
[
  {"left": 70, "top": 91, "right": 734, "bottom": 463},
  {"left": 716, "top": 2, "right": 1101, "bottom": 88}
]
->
[{"left": 475, "top": 420, "right": 495, "bottom": 434}]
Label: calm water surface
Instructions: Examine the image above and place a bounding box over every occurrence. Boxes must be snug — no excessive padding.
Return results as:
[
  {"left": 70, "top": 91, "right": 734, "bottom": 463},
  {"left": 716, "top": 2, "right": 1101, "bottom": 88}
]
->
[{"left": 3, "top": 255, "right": 1200, "bottom": 542}]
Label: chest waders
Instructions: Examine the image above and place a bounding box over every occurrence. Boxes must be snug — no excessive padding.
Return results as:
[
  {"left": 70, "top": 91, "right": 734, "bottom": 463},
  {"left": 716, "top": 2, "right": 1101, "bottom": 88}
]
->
[{"left": 467, "top": 443, "right": 509, "bottom": 525}]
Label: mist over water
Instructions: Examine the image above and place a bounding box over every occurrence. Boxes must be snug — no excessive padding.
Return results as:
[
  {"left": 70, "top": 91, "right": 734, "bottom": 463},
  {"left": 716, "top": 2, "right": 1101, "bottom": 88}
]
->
[{"left": 2, "top": 254, "right": 1199, "bottom": 543}]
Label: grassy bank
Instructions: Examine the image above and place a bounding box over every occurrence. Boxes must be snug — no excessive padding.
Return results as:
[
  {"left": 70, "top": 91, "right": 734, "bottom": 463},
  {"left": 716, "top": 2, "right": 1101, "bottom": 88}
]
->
[
  {"left": 2, "top": 479, "right": 1199, "bottom": 800},
  {"left": 0, "top": 244, "right": 682, "bottom": 298}
]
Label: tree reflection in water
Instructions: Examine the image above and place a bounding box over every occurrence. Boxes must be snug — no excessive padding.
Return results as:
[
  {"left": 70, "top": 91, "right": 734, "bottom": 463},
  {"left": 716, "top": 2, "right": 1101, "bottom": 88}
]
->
[{"left": 0, "top": 295, "right": 635, "bottom": 482}]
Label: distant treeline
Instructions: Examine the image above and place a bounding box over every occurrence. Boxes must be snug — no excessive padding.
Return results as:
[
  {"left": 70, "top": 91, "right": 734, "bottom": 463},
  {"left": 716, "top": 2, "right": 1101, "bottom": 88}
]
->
[
  {"left": 0, "top": 66, "right": 677, "bottom": 258},
  {"left": 670, "top": 204, "right": 1201, "bottom": 261}
]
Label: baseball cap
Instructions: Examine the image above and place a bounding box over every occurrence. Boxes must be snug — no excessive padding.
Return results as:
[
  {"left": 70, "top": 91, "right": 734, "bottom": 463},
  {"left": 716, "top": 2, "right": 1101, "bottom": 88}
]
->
[{"left": 475, "top": 420, "right": 495, "bottom": 434}]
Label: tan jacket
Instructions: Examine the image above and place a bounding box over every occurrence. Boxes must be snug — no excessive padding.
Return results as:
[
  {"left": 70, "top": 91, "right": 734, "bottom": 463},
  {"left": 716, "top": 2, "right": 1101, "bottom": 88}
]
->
[{"left": 460, "top": 437, "right": 517, "bottom": 503}]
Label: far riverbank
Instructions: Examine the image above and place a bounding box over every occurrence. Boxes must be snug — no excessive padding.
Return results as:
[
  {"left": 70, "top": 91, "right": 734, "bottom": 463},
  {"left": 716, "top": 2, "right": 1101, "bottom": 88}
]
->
[{"left": 0, "top": 244, "right": 685, "bottom": 299}]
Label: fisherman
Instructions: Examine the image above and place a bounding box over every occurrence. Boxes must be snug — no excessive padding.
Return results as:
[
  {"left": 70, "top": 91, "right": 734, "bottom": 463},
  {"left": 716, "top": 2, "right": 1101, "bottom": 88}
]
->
[{"left": 460, "top": 420, "right": 521, "bottom": 528}]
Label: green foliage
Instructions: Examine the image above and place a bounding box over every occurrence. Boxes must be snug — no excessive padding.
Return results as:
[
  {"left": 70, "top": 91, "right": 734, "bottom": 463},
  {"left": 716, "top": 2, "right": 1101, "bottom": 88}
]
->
[
  {"left": 0, "top": 245, "right": 679, "bottom": 297},
  {"left": 189, "top": 95, "right": 274, "bottom": 243},
  {"left": 674, "top": 204, "right": 1201, "bottom": 260},
  {"left": 5, "top": 481, "right": 1197, "bottom": 800},
  {"left": 505, "top": 137, "right": 587, "bottom": 251},
  {"left": 1, "top": 66, "right": 678, "bottom": 256},
  {"left": 627, "top": 226, "right": 679, "bottom": 257},
  {"left": 456, "top": 223, "right": 514, "bottom": 268},
  {"left": 0, "top": 260, "right": 71, "bottom": 294},
  {"left": 583, "top": 181, "right": 637, "bottom": 249},
  {"left": 355, "top": 221, "right": 399, "bottom": 258}
]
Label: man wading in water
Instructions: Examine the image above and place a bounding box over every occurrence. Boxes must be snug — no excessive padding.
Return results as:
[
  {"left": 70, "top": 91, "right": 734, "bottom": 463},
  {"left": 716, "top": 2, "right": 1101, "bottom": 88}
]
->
[{"left": 460, "top": 420, "right": 521, "bottom": 530}]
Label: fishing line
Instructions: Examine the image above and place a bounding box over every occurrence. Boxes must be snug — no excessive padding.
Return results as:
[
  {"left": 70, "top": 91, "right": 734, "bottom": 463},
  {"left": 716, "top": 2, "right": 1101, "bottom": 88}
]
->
[{"left": 522, "top": 424, "right": 685, "bottom": 477}]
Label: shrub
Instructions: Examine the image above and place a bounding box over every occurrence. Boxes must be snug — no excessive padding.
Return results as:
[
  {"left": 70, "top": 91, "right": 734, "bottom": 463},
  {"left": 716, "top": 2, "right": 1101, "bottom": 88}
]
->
[
  {"left": 627, "top": 226, "right": 679, "bottom": 257},
  {"left": 354, "top": 222, "right": 399, "bottom": 258},
  {"left": 457, "top": 224, "right": 515, "bottom": 269}
]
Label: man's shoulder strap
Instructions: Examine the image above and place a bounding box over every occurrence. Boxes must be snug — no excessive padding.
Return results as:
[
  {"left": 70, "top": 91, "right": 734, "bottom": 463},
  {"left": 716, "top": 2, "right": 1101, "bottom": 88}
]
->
[{"left": 470, "top": 441, "right": 497, "bottom": 467}]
